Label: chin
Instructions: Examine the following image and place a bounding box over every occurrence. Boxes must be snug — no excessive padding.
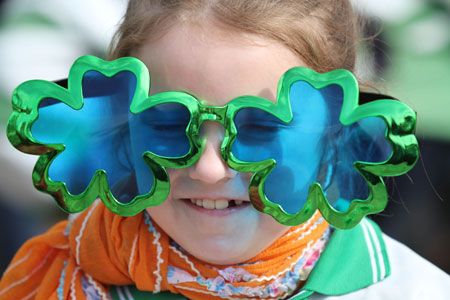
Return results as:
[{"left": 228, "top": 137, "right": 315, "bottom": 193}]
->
[
  {"left": 185, "top": 240, "right": 255, "bottom": 265},
  {"left": 146, "top": 201, "right": 289, "bottom": 265}
]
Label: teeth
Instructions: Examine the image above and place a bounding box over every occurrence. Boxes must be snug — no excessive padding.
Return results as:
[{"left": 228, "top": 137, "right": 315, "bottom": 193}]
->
[
  {"left": 203, "top": 199, "right": 215, "bottom": 209},
  {"left": 215, "top": 199, "right": 229, "bottom": 209},
  {"left": 188, "top": 199, "right": 245, "bottom": 210}
]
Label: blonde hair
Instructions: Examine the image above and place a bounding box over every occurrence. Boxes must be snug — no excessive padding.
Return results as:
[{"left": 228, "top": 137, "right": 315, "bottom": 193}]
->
[{"left": 108, "top": 0, "right": 359, "bottom": 73}]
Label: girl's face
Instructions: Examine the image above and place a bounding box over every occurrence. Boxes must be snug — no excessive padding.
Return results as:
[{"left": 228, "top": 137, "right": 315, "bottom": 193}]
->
[{"left": 134, "top": 22, "right": 308, "bottom": 265}]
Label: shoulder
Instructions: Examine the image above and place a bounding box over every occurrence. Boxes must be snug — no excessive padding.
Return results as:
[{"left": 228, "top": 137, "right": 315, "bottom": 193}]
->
[
  {"left": 308, "top": 231, "right": 450, "bottom": 300},
  {"left": 378, "top": 234, "right": 450, "bottom": 298}
]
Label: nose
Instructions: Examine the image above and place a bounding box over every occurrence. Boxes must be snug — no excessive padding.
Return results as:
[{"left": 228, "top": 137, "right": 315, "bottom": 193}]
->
[{"left": 188, "top": 121, "right": 237, "bottom": 183}]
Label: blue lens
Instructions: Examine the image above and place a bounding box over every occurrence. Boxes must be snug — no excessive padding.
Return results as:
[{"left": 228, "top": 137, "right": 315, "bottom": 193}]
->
[
  {"left": 233, "top": 81, "right": 328, "bottom": 213},
  {"left": 233, "top": 81, "right": 391, "bottom": 214},
  {"left": 129, "top": 102, "right": 190, "bottom": 195},
  {"left": 32, "top": 70, "right": 138, "bottom": 203},
  {"left": 334, "top": 116, "right": 391, "bottom": 211},
  {"left": 31, "top": 71, "right": 391, "bottom": 211},
  {"left": 32, "top": 71, "right": 192, "bottom": 203},
  {"left": 129, "top": 103, "right": 190, "bottom": 157}
]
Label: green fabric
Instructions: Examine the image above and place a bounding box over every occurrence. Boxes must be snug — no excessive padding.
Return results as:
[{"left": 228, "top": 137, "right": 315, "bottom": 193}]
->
[
  {"left": 0, "top": 12, "right": 58, "bottom": 28},
  {"left": 110, "top": 286, "right": 187, "bottom": 300},
  {"left": 292, "top": 218, "right": 390, "bottom": 299},
  {"left": 110, "top": 219, "right": 390, "bottom": 300},
  {"left": 382, "top": 6, "right": 450, "bottom": 141}
]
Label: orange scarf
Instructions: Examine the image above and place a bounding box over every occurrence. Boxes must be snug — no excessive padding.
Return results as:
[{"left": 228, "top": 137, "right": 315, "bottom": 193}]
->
[{"left": 0, "top": 201, "right": 329, "bottom": 300}]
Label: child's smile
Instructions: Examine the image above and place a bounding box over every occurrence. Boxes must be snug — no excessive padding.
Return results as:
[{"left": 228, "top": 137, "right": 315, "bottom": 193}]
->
[
  {"left": 133, "top": 21, "right": 309, "bottom": 265},
  {"left": 186, "top": 198, "right": 246, "bottom": 210}
]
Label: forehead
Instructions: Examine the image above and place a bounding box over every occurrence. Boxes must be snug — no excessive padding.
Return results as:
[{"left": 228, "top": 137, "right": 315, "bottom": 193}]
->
[{"left": 134, "top": 22, "right": 306, "bottom": 105}]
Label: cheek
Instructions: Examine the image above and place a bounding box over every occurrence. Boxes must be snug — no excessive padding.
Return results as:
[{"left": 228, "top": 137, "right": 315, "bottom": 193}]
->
[
  {"left": 145, "top": 203, "right": 169, "bottom": 220},
  {"left": 167, "top": 168, "right": 182, "bottom": 180},
  {"left": 144, "top": 168, "right": 183, "bottom": 223},
  {"left": 259, "top": 213, "right": 291, "bottom": 235},
  {"left": 166, "top": 168, "right": 185, "bottom": 194},
  {"left": 145, "top": 187, "right": 179, "bottom": 235}
]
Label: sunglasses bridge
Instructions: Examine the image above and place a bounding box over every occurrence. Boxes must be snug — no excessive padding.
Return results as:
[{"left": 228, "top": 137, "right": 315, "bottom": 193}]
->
[
  {"left": 194, "top": 105, "right": 233, "bottom": 163},
  {"left": 197, "top": 105, "right": 228, "bottom": 124}
]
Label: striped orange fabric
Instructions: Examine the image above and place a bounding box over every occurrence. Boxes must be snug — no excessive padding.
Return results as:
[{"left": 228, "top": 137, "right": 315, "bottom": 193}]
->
[{"left": 0, "top": 201, "right": 329, "bottom": 300}]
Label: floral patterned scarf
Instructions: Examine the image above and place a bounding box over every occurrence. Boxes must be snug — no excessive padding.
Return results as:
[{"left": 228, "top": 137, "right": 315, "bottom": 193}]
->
[{"left": 0, "top": 201, "right": 330, "bottom": 300}]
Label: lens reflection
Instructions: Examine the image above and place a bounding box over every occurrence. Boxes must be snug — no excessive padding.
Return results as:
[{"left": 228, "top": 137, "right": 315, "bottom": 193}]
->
[
  {"left": 32, "top": 70, "right": 137, "bottom": 203},
  {"left": 233, "top": 81, "right": 392, "bottom": 214},
  {"left": 129, "top": 102, "right": 191, "bottom": 195},
  {"left": 233, "top": 81, "right": 328, "bottom": 213}
]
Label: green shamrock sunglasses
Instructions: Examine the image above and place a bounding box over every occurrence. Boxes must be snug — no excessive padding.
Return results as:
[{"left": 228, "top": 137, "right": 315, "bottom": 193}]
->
[{"left": 7, "top": 55, "right": 419, "bottom": 229}]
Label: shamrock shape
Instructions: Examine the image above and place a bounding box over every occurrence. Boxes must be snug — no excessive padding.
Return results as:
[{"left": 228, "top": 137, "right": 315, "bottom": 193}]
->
[
  {"left": 223, "top": 67, "right": 419, "bottom": 229},
  {"left": 7, "top": 55, "right": 170, "bottom": 216},
  {"left": 7, "top": 55, "right": 419, "bottom": 229}
]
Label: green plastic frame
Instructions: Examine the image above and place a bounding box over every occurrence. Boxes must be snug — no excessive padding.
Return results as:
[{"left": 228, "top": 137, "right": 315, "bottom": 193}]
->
[{"left": 7, "top": 55, "right": 419, "bottom": 229}]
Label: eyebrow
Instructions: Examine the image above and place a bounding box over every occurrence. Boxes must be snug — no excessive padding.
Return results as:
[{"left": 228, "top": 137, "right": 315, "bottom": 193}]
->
[{"left": 52, "top": 77, "right": 398, "bottom": 102}]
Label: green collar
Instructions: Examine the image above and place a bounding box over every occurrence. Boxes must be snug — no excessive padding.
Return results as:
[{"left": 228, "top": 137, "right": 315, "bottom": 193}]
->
[
  {"left": 291, "top": 218, "right": 391, "bottom": 299},
  {"left": 110, "top": 219, "right": 390, "bottom": 300},
  {"left": 111, "top": 286, "right": 186, "bottom": 300}
]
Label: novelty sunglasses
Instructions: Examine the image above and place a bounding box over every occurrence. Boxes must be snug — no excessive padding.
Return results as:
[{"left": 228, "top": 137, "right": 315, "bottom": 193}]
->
[{"left": 7, "top": 55, "right": 419, "bottom": 229}]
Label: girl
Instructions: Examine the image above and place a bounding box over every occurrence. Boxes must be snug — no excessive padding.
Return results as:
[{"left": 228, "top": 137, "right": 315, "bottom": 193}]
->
[{"left": 1, "top": 0, "right": 448, "bottom": 299}]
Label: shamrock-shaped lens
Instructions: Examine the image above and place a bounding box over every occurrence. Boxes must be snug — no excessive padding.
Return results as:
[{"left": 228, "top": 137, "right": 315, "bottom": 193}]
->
[
  {"left": 32, "top": 70, "right": 194, "bottom": 204},
  {"left": 232, "top": 81, "right": 391, "bottom": 215},
  {"left": 32, "top": 70, "right": 141, "bottom": 203},
  {"left": 129, "top": 102, "right": 191, "bottom": 195}
]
